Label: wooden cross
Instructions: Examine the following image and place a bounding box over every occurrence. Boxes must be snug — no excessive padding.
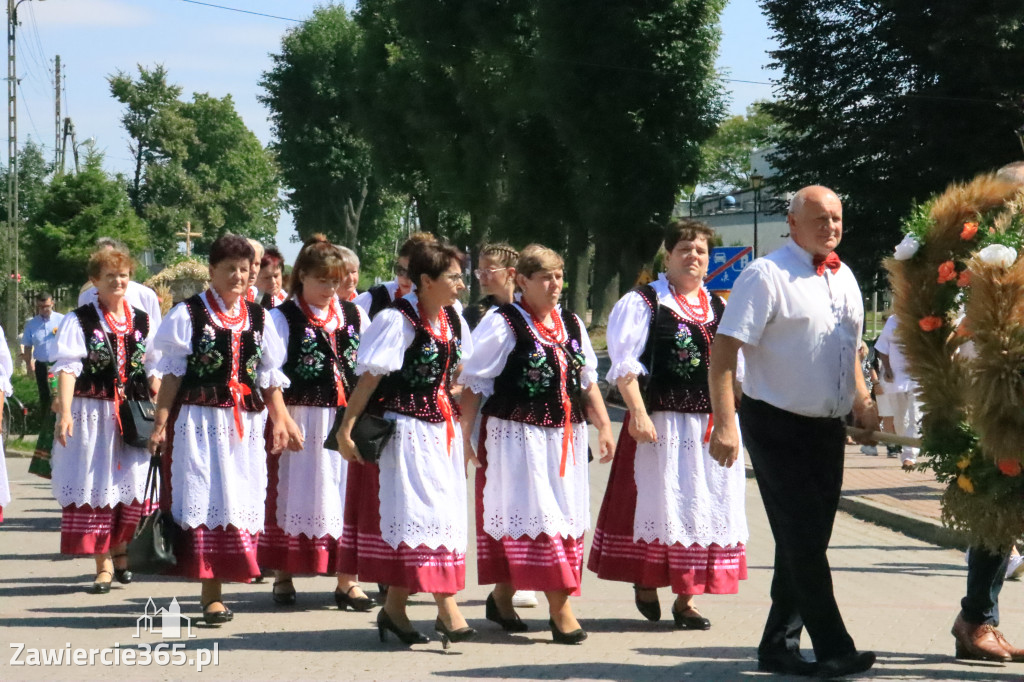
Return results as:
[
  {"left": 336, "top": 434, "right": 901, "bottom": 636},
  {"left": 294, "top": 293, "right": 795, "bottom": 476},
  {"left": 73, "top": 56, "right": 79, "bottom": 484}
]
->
[{"left": 175, "top": 221, "right": 202, "bottom": 257}]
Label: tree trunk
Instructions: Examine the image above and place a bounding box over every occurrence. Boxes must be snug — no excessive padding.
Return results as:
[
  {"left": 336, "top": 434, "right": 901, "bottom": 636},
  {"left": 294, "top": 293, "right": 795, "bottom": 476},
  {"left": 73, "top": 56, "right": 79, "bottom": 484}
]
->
[
  {"left": 589, "top": 236, "right": 620, "bottom": 329},
  {"left": 415, "top": 194, "right": 439, "bottom": 234},
  {"left": 342, "top": 181, "right": 368, "bottom": 249},
  {"left": 566, "top": 226, "right": 591, "bottom": 318}
]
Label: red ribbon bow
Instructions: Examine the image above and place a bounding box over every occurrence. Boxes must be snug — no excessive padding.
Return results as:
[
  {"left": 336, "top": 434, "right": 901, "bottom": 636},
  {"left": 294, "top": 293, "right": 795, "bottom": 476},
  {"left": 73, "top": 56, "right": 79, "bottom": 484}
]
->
[
  {"left": 813, "top": 251, "right": 841, "bottom": 276},
  {"left": 228, "top": 379, "right": 252, "bottom": 440}
]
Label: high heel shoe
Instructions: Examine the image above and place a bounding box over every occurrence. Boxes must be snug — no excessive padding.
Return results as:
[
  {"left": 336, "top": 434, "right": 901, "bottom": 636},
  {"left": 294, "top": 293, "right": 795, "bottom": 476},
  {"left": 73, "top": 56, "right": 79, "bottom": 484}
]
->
[
  {"left": 335, "top": 585, "right": 376, "bottom": 612},
  {"left": 632, "top": 585, "right": 661, "bottom": 622},
  {"left": 91, "top": 569, "right": 113, "bottom": 594},
  {"left": 434, "top": 617, "right": 477, "bottom": 650},
  {"left": 112, "top": 553, "right": 133, "bottom": 584},
  {"left": 485, "top": 593, "right": 529, "bottom": 632},
  {"left": 549, "top": 618, "right": 587, "bottom": 645},
  {"left": 376, "top": 608, "right": 429, "bottom": 645},
  {"left": 672, "top": 604, "right": 711, "bottom": 630},
  {"left": 272, "top": 578, "right": 296, "bottom": 606}
]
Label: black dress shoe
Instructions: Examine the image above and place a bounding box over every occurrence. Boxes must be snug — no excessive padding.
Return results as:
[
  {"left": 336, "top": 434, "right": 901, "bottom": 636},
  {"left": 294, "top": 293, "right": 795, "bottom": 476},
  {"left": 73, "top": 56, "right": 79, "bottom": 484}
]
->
[
  {"left": 335, "top": 585, "right": 376, "bottom": 612},
  {"left": 672, "top": 605, "right": 711, "bottom": 630},
  {"left": 816, "top": 651, "right": 876, "bottom": 679},
  {"left": 633, "top": 585, "right": 661, "bottom": 622},
  {"left": 434, "top": 617, "right": 477, "bottom": 650},
  {"left": 549, "top": 619, "right": 588, "bottom": 644},
  {"left": 377, "top": 608, "right": 429, "bottom": 645},
  {"left": 92, "top": 569, "right": 113, "bottom": 594},
  {"left": 757, "top": 651, "right": 818, "bottom": 676},
  {"left": 201, "top": 601, "right": 234, "bottom": 625},
  {"left": 272, "top": 578, "right": 296, "bottom": 606},
  {"left": 485, "top": 592, "right": 529, "bottom": 632},
  {"left": 112, "top": 553, "right": 133, "bottom": 584}
]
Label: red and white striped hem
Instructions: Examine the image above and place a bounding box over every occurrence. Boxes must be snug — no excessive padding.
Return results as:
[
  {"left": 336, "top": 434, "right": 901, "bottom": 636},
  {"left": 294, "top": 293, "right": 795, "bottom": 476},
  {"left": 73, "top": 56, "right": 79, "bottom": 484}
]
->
[
  {"left": 171, "top": 525, "right": 262, "bottom": 583},
  {"left": 59, "top": 501, "right": 149, "bottom": 555},
  {"left": 477, "top": 529, "right": 585, "bottom": 595},
  {"left": 258, "top": 527, "right": 339, "bottom": 576}
]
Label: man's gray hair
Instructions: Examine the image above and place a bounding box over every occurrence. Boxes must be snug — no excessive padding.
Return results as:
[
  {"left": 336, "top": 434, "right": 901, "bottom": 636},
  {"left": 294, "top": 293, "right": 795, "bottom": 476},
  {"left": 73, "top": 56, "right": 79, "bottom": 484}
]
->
[
  {"left": 96, "top": 237, "right": 125, "bottom": 250},
  {"left": 996, "top": 162, "right": 1024, "bottom": 185}
]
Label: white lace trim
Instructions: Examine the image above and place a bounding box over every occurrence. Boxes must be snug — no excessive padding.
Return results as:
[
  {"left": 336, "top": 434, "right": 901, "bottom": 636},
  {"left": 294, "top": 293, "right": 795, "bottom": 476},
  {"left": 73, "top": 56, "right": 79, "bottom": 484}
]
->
[
  {"left": 632, "top": 411, "right": 748, "bottom": 547},
  {"left": 157, "top": 355, "right": 187, "bottom": 377},
  {"left": 377, "top": 412, "right": 468, "bottom": 552},
  {"left": 257, "top": 368, "right": 290, "bottom": 390},
  {"left": 169, "top": 404, "right": 268, "bottom": 534},
  {"left": 606, "top": 358, "right": 647, "bottom": 383},
  {"left": 146, "top": 368, "right": 164, "bottom": 380},
  {"left": 480, "top": 418, "right": 590, "bottom": 541},
  {"left": 52, "top": 360, "right": 84, "bottom": 378},
  {"left": 463, "top": 375, "right": 494, "bottom": 398},
  {"left": 274, "top": 404, "right": 348, "bottom": 538},
  {"left": 50, "top": 398, "right": 150, "bottom": 508},
  {"left": 356, "top": 361, "right": 394, "bottom": 377}
]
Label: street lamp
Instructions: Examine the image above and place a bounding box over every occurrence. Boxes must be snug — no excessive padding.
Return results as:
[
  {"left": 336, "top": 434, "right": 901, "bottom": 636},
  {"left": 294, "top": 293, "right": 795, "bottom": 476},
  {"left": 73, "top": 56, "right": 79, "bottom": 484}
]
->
[
  {"left": 6, "top": 0, "right": 45, "bottom": 348},
  {"left": 750, "top": 172, "right": 764, "bottom": 257}
]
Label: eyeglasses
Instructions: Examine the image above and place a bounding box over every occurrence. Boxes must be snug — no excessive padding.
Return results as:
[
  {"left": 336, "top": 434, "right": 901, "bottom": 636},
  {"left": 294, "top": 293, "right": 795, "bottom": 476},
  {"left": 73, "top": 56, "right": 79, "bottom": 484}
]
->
[
  {"left": 443, "top": 273, "right": 465, "bottom": 283},
  {"left": 393, "top": 264, "right": 409, "bottom": 278},
  {"left": 474, "top": 267, "right": 505, "bottom": 280}
]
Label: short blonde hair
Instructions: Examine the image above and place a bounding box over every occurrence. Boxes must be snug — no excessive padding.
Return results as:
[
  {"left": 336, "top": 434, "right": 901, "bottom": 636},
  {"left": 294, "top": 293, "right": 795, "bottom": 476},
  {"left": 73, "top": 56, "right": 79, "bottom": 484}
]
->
[
  {"left": 87, "top": 248, "right": 134, "bottom": 280},
  {"left": 246, "top": 238, "right": 265, "bottom": 262},
  {"left": 516, "top": 244, "right": 564, "bottom": 279}
]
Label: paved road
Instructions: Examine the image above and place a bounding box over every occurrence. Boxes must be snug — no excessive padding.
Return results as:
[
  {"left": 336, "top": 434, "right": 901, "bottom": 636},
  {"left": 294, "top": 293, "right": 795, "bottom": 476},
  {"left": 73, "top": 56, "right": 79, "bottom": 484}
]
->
[{"left": 2, "top": 414, "right": 1022, "bottom": 681}]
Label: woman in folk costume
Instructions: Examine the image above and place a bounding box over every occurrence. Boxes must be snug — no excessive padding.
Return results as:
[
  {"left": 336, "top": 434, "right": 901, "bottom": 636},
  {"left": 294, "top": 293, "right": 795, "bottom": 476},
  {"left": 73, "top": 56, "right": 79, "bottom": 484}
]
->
[
  {"left": 258, "top": 235, "right": 374, "bottom": 611},
  {"left": 0, "top": 325, "right": 15, "bottom": 523},
  {"left": 336, "top": 241, "right": 475, "bottom": 649},
  {"left": 51, "top": 247, "right": 160, "bottom": 593},
  {"left": 353, "top": 231, "right": 436, "bottom": 319},
  {"left": 460, "top": 244, "right": 616, "bottom": 644},
  {"left": 588, "top": 219, "right": 748, "bottom": 629},
  {"left": 256, "top": 246, "right": 288, "bottom": 309},
  {"left": 148, "top": 234, "right": 303, "bottom": 625}
]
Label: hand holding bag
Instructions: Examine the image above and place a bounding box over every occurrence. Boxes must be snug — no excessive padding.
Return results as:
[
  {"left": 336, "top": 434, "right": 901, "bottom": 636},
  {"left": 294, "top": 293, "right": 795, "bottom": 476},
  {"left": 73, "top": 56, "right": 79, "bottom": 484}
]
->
[
  {"left": 324, "top": 407, "right": 395, "bottom": 464},
  {"left": 126, "top": 454, "right": 178, "bottom": 574}
]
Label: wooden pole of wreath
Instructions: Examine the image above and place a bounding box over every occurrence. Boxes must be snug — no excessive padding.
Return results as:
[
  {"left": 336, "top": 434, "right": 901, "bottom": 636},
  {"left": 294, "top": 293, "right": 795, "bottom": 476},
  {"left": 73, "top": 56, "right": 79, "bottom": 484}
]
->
[{"left": 845, "top": 427, "right": 922, "bottom": 448}]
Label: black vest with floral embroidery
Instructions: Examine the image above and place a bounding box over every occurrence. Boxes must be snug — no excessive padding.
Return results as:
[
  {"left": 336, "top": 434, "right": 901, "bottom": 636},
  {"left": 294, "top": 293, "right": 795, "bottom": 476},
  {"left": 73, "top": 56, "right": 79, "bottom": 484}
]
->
[
  {"left": 177, "top": 294, "right": 265, "bottom": 412},
  {"left": 73, "top": 304, "right": 150, "bottom": 401},
  {"left": 279, "top": 299, "right": 360, "bottom": 407},
  {"left": 371, "top": 299, "right": 462, "bottom": 423},
  {"left": 481, "top": 304, "right": 586, "bottom": 427},
  {"left": 635, "top": 284, "right": 725, "bottom": 414}
]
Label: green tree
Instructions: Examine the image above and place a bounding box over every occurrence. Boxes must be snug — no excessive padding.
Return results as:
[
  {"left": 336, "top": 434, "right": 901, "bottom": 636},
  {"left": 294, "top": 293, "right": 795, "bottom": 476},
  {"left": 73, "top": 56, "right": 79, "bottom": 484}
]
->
[
  {"left": 699, "top": 101, "right": 779, "bottom": 192},
  {"left": 26, "top": 150, "right": 149, "bottom": 290},
  {"left": 762, "top": 0, "right": 1024, "bottom": 285}
]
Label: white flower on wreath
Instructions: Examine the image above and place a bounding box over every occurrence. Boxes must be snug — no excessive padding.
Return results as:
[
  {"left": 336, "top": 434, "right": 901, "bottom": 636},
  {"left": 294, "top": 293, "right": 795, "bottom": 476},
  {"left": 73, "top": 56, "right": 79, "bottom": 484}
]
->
[
  {"left": 893, "top": 234, "right": 921, "bottom": 260},
  {"left": 977, "top": 244, "right": 1017, "bottom": 269}
]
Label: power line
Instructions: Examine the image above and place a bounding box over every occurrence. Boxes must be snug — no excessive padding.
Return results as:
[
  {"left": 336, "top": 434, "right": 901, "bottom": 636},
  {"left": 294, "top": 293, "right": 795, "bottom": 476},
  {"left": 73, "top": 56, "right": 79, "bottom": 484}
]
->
[
  {"left": 175, "top": 0, "right": 302, "bottom": 23},
  {"left": 17, "top": 81, "right": 43, "bottom": 143}
]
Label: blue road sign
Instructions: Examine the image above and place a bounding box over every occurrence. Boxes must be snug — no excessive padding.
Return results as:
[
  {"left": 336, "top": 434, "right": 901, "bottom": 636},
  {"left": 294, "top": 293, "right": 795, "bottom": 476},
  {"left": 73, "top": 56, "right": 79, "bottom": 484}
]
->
[{"left": 704, "top": 246, "right": 753, "bottom": 291}]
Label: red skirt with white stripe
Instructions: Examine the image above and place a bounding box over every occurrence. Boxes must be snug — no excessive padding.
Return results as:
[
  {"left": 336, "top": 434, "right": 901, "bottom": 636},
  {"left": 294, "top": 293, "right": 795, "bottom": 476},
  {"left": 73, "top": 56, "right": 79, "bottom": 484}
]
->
[
  {"left": 474, "top": 419, "right": 585, "bottom": 595},
  {"left": 257, "top": 450, "right": 338, "bottom": 575},
  {"left": 337, "top": 460, "right": 465, "bottom": 594},
  {"left": 59, "top": 501, "right": 148, "bottom": 555},
  {"left": 587, "top": 420, "right": 747, "bottom": 595}
]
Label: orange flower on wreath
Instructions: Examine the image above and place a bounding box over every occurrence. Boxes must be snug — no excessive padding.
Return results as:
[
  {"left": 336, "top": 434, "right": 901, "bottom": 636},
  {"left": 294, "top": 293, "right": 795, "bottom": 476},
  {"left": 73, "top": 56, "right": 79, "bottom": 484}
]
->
[
  {"left": 961, "top": 221, "right": 979, "bottom": 240},
  {"left": 956, "top": 269, "right": 970, "bottom": 287},
  {"left": 998, "top": 459, "right": 1023, "bottom": 477},
  {"left": 957, "top": 474, "right": 975, "bottom": 494},
  {"left": 937, "top": 260, "right": 958, "bottom": 284},
  {"left": 919, "top": 316, "right": 943, "bottom": 332}
]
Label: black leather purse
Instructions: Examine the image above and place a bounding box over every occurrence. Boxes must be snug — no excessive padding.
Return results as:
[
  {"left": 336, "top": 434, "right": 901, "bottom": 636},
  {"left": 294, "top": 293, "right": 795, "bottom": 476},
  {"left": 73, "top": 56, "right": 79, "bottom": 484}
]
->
[
  {"left": 324, "top": 407, "right": 395, "bottom": 464},
  {"left": 100, "top": 329, "right": 155, "bottom": 449},
  {"left": 126, "top": 455, "right": 178, "bottom": 574}
]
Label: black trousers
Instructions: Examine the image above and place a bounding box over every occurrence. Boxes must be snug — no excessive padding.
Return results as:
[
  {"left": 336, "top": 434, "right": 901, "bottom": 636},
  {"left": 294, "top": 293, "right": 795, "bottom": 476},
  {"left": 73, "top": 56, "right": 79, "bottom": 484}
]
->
[
  {"left": 962, "top": 546, "right": 1010, "bottom": 626},
  {"left": 740, "top": 396, "right": 856, "bottom": 661},
  {"left": 34, "top": 361, "right": 51, "bottom": 411}
]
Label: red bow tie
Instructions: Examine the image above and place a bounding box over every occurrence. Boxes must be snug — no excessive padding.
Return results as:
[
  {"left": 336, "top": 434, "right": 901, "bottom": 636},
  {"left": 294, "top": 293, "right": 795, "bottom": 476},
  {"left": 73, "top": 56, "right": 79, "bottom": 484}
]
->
[{"left": 813, "top": 251, "right": 841, "bottom": 276}]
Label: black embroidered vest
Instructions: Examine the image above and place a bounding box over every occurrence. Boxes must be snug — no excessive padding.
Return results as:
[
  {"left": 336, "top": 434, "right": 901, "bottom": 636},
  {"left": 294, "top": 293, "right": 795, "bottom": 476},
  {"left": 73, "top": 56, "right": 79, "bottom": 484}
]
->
[
  {"left": 481, "top": 304, "right": 587, "bottom": 427},
  {"left": 177, "top": 294, "right": 266, "bottom": 412},
  {"left": 279, "top": 299, "right": 360, "bottom": 407},
  {"left": 371, "top": 299, "right": 462, "bottom": 423},
  {"left": 367, "top": 283, "right": 393, "bottom": 319},
  {"left": 73, "top": 304, "right": 150, "bottom": 401},
  {"left": 635, "top": 284, "right": 724, "bottom": 414}
]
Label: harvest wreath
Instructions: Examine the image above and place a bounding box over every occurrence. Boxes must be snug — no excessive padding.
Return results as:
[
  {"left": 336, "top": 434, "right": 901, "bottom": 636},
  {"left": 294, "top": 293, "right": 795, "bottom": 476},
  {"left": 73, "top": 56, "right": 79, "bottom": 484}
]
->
[{"left": 886, "top": 173, "right": 1024, "bottom": 550}]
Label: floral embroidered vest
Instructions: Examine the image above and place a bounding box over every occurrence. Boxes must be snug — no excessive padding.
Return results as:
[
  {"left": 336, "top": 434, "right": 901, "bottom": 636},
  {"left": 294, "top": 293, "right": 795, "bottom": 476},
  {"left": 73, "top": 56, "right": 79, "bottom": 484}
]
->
[
  {"left": 481, "top": 304, "right": 586, "bottom": 427},
  {"left": 279, "top": 299, "right": 360, "bottom": 407},
  {"left": 367, "top": 283, "right": 393, "bottom": 320},
  {"left": 73, "top": 303, "right": 150, "bottom": 401},
  {"left": 635, "top": 284, "right": 725, "bottom": 414},
  {"left": 371, "top": 299, "right": 462, "bottom": 423},
  {"left": 177, "top": 294, "right": 265, "bottom": 412}
]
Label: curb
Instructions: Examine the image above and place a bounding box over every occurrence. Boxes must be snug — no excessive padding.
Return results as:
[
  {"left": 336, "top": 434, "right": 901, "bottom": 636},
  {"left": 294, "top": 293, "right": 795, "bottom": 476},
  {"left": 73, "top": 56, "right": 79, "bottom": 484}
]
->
[{"left": 743, "top": 466, "right": 966, "bottom": 551}]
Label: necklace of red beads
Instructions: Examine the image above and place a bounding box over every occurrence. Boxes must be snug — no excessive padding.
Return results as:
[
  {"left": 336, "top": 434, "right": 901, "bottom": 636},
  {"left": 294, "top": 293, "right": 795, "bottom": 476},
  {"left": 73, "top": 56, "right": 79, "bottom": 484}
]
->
[{"left": 519, "top": 300, "right": 565, "bottom": 344}]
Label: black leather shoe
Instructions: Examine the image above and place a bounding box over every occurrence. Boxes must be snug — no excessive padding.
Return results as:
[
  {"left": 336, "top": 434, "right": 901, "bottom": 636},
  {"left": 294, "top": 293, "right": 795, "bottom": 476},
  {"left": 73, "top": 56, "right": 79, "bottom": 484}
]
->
[
  {"left": 272, "top": 578, "right": 296, "bottom": 606},
  {"left": 377, "top": 609, "right": 429, "bottom": 645},
  {"left": 201, "top": 601, "right": 234, "bottom": 625},
  {"left": 549, "top": 619, "right": 588, "bottom": 644},
  {"left": 112, "top": 553, "right": 133, "bottom": 584},
  {"left": 91, "top": 569, "right": 113, "bottom": 595},
  {"left": 434, "top": 617, "right": 477, "bottom": 650},
  {"left": 335, "top": 585, "right": 376, "bottom": 612},
  {"left": 633, "top": 585, "right": 661, "bottom": 622},
  {"left": 672, "top": 605, "right": 711, "bottom": 630},
  {"left": 757, "top": 651, "right": 818, "bottom": 676},
  {"left": 485, "top": 592, "right": 529, "bottom": 632},
  {"left": 816, "top": 651, "right": 876, "bottom": 679}
]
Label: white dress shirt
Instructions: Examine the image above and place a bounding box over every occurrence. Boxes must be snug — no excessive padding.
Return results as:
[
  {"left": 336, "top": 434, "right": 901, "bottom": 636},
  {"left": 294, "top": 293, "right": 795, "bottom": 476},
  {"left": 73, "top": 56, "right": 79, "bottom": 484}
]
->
[
  {"left": 79, "top": 280, "right": 162, "bottom": 331},
  {"left": 873, "top": 315, "right": 914, "bottom": 393},
  {"left": 717, "top": 239, "right": 864, "bottom": 419}
]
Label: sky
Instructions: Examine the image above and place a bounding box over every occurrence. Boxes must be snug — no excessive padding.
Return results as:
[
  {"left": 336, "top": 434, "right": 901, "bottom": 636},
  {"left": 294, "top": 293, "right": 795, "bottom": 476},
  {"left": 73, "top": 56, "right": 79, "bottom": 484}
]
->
[{"left": 13, "top": 0, "right": 777, "bottom": 263}]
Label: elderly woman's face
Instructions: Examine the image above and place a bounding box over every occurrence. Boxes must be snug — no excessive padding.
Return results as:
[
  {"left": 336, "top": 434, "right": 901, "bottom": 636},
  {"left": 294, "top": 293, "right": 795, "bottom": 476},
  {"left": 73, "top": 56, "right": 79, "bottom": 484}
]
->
[
  {"left": 209, "top": 258, "right": 251, "bottom": 301},
  {"left": 91, "top": 265, "right": 131, "bottom": 301},
  {"left": 665, "top": 236, "right": 710, "bottom": 286},
  {"left": 339, "top": 263, "right": 359, "bottom": 301},
  {"left": 518, "top": 268, "right": 563, "bottom": 311}
]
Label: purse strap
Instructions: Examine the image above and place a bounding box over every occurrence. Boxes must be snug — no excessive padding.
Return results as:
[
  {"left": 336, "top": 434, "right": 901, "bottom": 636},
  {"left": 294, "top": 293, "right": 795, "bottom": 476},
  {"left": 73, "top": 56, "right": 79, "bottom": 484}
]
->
[{"left": 143, "top": 454, "right": 161, "bottom": 507}]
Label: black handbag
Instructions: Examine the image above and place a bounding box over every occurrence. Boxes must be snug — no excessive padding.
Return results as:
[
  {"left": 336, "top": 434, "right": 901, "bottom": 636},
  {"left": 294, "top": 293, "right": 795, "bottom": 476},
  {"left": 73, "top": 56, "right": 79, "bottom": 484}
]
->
[
  {"left": 100, "top": 329, "right": 155, "bottom": 449},
  {"left": 126, "top": 455, "right": 178, "bottom": 574},
  {"left": 324, "top": 407, "right": 395, "bottom": 464}
]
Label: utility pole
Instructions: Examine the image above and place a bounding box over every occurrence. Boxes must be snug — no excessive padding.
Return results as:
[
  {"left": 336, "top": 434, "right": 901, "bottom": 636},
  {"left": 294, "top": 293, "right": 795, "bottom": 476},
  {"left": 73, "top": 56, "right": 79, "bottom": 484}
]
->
[
  {"left": 7, "top": 0, "right": 19, "bottom": 344},
  {"left": 53, "top": 54, "right": 59, "bottom": 168}
]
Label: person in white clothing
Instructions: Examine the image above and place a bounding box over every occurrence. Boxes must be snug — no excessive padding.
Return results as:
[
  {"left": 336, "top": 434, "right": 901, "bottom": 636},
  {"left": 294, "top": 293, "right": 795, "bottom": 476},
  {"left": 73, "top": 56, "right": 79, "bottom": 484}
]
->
[
  {"left": 874, "top": 314, "right": 921, "bottom": 468},
  {"left": 246, "top": 238, "right": 265, "bottom": 303},
  {"left": 709, "top": 186, "right": 880, "bottom": 678},
  {"left": 0, "top": 324, "right": 14, "bottom": 523},
  {"left": 148, "top": 234, "right": 303, "bottom": 625},
  {"left": 353, "top": 231, "right": 432, "bottom": 319},
  {"left": 52, "top": 247, "right": 161, "bottom": 593},
  {"left": 589, "top": 220, "right": 748, "bottom": 630}
]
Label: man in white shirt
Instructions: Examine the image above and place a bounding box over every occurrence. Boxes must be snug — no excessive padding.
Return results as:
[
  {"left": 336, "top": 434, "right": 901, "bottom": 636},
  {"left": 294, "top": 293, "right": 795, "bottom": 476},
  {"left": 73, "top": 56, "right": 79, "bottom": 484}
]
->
[
  {"left": 873, "top": 314, "right": 920, "bottom": 468},
  {"left": 708, "top": 186, "right": 879, "bottom": 678}
]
